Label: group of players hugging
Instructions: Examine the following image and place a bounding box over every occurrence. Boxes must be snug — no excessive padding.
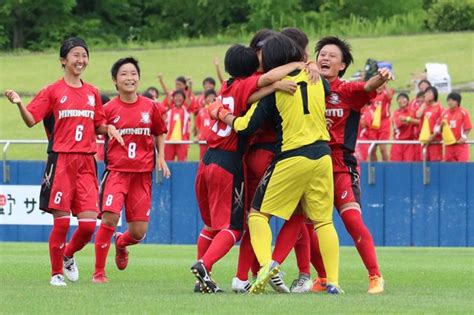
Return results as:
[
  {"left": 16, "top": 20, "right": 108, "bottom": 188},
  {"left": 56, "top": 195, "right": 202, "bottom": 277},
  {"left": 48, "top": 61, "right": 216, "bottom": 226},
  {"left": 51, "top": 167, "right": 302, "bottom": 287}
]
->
[{"left": 4, "top": 27, "right": 392, "bottom": 294}]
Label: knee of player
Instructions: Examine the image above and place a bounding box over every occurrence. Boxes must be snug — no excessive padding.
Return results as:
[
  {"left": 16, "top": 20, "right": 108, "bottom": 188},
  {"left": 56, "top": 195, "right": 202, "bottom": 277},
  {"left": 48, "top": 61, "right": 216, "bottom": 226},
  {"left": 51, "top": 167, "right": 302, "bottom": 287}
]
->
[
  {"left": 101, "top": 212, "right": 120, "bottom": 227},
  {"left": 129, "top": 223, "right": 148, "bottom": 241}
]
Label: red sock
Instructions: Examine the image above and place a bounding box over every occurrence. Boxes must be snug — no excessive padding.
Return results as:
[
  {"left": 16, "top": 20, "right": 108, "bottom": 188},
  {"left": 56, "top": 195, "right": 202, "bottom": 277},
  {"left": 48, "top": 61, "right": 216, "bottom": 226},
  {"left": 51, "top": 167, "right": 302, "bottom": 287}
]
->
[
  {"left": 341, "top": 209, "right": 381, "bottom": 276},
  {"left": 197, "top": 228, "right": 218, "bottom": 260},
  {"left": 294, "top": 224, "right": 310, "bottom": 275},
  {"left": 201, "top": 229, "right": 242, "bottom": 270},
  {"left": 49, "top": 217, "right": 70, "bottom": 275},
  {"left": 251, "top": 257, "right": 260, "bottom": 277},
  {"left": 116, "top": 230, "right": 141, "bottom": 248},
  {"left": 235, "top": 231, "right": 256, "bottom": 281},
  {"left": 94, "top": 224, "right": 115, "bottom": 273},
  {"left": 64, "top": 219, "right": 96, "bottom": 258},
  {"left": 272, "top": 213, "right": 306, "bottom": 264},
  {"left": 307, "top": 223, "right": 327, "bottom": 278}
]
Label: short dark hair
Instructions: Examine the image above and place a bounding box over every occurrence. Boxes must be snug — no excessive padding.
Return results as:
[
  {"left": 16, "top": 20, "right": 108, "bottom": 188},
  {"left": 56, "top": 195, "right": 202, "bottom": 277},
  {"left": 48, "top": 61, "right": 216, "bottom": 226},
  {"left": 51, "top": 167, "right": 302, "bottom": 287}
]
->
[
  {"left": 60, "top": 37, "right": 89, "bottom": 58},
  {"left": 202, "top": 77, "right": 216, "bottom": 87},
  {"left": 281, "top": 27, "right": 309, "bottom": 52},
  {"left": 172, "top": 89, "right": 186, "bottom": 98},
  {"left": 416, "top": 91, "right": 425, "bottom": 98},
  {"left": 315, "top": 36, "right": 354, "bottom": 77},
  {"left": 204, "top": 89, "right": 217, "bottom": 98},
  {"left": 111, "top": 57, "right": 141, "bottom": 80},
  {"left": 249, "top": 29, "right": 276, "bottom": 51},
  {"left": 418, "top": 79, "right": 431, "bottom": 88},
  {"left": 262, "top": 34, "right": 304, "bottom": 73},
  {"left": 145, "top": 86, "right": 159, "bottom": 95},
  {"left": 100, "top": 93, "right": 110, "bottom": 105},
  {"left": 447, "top": 92, "right": 462, "bottom": 106},
  {"left": 224, "top": 44, "right": 259, "bottom": 78},
  {"left": 142, "top": 91, "right": 154, "bottom": 100},
  {"left": 397, "top": 93, "right": 409, "bottom": 101},
  {"left": 176, "top": 76, "right": 187, "bottom": 86},
  {"left": 425, "top": 86, "right": 438, "bottom": 102}
]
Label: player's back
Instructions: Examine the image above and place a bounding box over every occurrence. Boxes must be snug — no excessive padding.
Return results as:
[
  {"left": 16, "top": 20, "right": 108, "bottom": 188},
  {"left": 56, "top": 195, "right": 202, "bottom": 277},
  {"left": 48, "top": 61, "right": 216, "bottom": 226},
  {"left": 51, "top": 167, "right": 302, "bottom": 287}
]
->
[{"left": 273, "top": 70, "right": 329, "bottom": 153}]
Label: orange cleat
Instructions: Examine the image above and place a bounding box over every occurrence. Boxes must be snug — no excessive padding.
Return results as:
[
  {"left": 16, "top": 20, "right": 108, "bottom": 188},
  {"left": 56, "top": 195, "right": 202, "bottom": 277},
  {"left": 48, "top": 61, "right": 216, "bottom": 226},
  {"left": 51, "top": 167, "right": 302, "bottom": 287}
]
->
[
  {"left": 310, "top": 277, "right": 327, "bottom": 292},
  {"left": 368, "top": 275, "right": 384, "bottom": 294},
  {"left": 114, "top": 232, "right": 129, "bottom": 270}
]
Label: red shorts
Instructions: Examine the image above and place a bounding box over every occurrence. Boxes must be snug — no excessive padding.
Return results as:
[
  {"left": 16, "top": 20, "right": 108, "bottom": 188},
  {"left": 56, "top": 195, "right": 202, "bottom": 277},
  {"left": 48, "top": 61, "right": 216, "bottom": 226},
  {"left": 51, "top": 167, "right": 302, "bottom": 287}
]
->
[
  {"left": 390, "top": 143, "right": 417, "bottom": 162},
  {"left": 100, "top": 170, "right": 152, "bottom": 222},
  {"left": 425, "top": 144, "right": 443, "bottom": 161},
  {"left": 244, "top": 146, "right": 275, "bottom": 213},
  {"left": 195, "top": 148, "right": 244, "bottom": 230},
  {"left": 331, "top": 151, "right": 361, "bottom": 211},
  {"left": 444, "top": 144, "right": 469, "bottom": 162},
  {"left": 39, "top": 153, "right": 99, "bottom": 215},
  {"left": 165, "top": 144, "right": 189, "bottom": 161}
]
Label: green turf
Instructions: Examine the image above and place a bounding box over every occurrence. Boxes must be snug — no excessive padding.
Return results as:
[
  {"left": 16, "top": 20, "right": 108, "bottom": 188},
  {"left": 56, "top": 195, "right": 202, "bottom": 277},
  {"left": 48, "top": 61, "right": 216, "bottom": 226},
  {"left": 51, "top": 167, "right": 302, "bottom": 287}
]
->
[{"left": 0, "top": 243, "right": 473, "bottom": 314}]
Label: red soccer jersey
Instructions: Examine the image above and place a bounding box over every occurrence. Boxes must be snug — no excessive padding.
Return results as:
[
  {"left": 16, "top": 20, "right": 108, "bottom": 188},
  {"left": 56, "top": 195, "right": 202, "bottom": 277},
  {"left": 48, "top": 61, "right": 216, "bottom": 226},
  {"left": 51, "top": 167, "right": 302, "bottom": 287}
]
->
[
  {"left": 165, "top": 106, "right": 191, "bottom": 141},
  {"left": 358, "top": 106, "right": 373, "bottom": 140},
  {"left": 207, "top": 74, "right": 261, "bottom": 152},
  {"left": 325, "top": 78, "right": 376, "bottom": 152},
  {"left": 195, "top": 106, "right": 212, "bottom": 141},
  {"left": 392, "top": 107, "right": 416, "bottom": 140},
  {"left": 104, "top": 95, "right": 167, "bottom": 172},
  {"left": 27, "top": 78, "right": 105, "bottom": 154},
  {"left": 420, "top": 102, "right": 444, "bottom": 141},
  {"left": 370, "top": 89, "right": 393, "bottom": 119},
  {"left": 440, "top": 107, "right": 472, "bottom": 140}
]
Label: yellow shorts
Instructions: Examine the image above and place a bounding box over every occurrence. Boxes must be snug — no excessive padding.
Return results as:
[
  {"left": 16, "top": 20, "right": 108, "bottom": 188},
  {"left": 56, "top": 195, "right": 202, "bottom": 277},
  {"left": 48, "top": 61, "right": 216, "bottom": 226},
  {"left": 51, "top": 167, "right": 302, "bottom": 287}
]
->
[{"left": 251, "top": 154, "right": 334, "bottom": 222}]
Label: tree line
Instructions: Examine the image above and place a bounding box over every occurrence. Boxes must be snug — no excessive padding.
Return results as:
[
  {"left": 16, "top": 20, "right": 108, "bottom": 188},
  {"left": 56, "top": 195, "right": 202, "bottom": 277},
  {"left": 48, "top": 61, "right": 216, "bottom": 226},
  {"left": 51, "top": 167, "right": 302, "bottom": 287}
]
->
[{"left": 0, "top": 0, "right": 472, "bottom": 51}]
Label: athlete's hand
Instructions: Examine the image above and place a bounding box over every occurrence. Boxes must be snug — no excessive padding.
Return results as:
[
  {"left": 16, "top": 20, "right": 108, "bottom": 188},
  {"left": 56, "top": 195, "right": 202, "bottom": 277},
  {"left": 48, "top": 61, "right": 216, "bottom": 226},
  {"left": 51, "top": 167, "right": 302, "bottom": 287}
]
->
[
  {"left": 274, "top": 80, "right": 297, "bottom": 95},
  {"left": 4, "top": 90, "right": 22, "bottom": 105},
  {"left": 213, "top": 57, "right": 220, "bottom": 66},
  {"left": 208, "top": 99, "right": 231, "bottom": 121},
  {"left": 107, "top": 125, "right": 124, "bottom": 146},
  {"left": 157, "top": 73, "right": 163, "bottom": 81},
  {"left": 305, "top": 62, "right": 321, "bottom": 84},
  {"left": 378, "top": 68, "right": 395, "bottom": 82},
  {"left": 157, "top": 156, "right": 171, "bottom": 178}
]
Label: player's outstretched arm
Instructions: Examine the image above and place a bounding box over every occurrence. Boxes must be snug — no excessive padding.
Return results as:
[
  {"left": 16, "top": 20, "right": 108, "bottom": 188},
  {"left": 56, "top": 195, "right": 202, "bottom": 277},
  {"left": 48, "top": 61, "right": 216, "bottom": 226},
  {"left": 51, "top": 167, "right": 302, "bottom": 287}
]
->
[
  {"left": 106, "top": 124, "right": 125, "bottom": 146},
  {"left": 155, "top": 135, "right": 170, "bottom": 178},
  {"left": 213, "top": 57, "right": 225, "bottom": 84},
  {"left": 157, "top": 74, "right": 170, "bottom": 97},
  {"left": 364, "top": 68, "right": 394, "bottom": 92},
  {"left": 4, "top": 90, "right": 36, "bottom": 127},
  {"left": 247, "top": 80, "right": 297, "bottom": 104},
  {"left": 257, "top": 61, "right": 306, "bottom": 87}
]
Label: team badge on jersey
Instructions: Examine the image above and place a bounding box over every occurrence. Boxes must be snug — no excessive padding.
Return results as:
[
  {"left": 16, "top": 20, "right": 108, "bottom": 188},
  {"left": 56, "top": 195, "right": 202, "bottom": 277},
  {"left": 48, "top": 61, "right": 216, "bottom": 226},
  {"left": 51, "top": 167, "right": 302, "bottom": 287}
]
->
[
  {"left": 60, "top": 96, "right": 67, "bottom": 104},
  {"left": 87, "top": 94, "right": 96, "bottom": 107},
  {"left": 328, "top": 93, "right": 340, "bottom": 105},
  {"left": 141, "top": 112, "right": 151, "bottom": 124}
]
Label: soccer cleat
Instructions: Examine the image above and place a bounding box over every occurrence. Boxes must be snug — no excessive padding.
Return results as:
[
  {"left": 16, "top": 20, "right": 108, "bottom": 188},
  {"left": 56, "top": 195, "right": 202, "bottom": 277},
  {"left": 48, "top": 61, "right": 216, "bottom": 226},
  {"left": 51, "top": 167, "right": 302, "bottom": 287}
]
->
[
  {"left": 249, "top": 260, "right": 281, "bottom": 295},
  {"left": 114, "top": 232, "right": 129, "bottom": 270},
  {"left": 290, "top": 276, "right": 312, "bottom": 293},
  {"left": 190, "top": 261, "right": 223, "bottom": 293},
  {"left": 269, "top": 271, "right": 290, "bottom": 293},
  {"left": 50, "top": 274, "right": 67, "bottom": 286},
  {"left": 63, "top": 256, "right": 79, "bottom": 282},
  {"left": 311, "top": 277, "right": 327, "bottom": 292},
  {"left": 92, "top": 271, "right": 108, "bottom": 284},
  {"left": 193, "top": 280, "right": 202, "bottom": 293},
  {"left": 368, "top": 275, "right": 384, "bottom": 294},
  {"left": 326, "top": 284, "right": 345, "bottom": 295},
  {"left": 231, "top": 277, "right": 251, "bottom": 293}
]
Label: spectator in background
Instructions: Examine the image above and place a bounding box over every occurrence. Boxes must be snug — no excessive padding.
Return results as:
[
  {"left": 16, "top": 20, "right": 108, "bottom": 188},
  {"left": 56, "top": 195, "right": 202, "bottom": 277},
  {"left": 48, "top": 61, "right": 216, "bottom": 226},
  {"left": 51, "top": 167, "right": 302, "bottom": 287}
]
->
[
  {"left": 158, "top": 74, "right": 198, "bottom": 114},
  {"left": 355, "top": 105, "right": 373, "bottom": 161},
  {"left": 165, "top": 89, "right": 190, "bottom": 161},
  {"left": 416, "top": 86, "right": 444, "bottom": 161},
  {"left": 390, "top": 93, "right": 420, "bottom": 161},
  {"left": 144, "top": 86, "right": 159, "bottom": 101},
  {"left": 143, "top": 90, "right": 167, "bottom": 120},
  {"left": 409, "top": 80, "right": 431, "bottom": 113},
  {"left": 368, "top": 83, "right": 394, "bottom": 161},
  {"left": 409, "top": 91, "right": 426, "bottom": 161},
  {"left": 95, "top": 94, "right": 111, "bottom": 161},
  {"left": 197, "top": 77, "right": 217, "bottom": 108},
  {"left": 195, "top": 89, "right": 216, "bottom": 159},
  {"left": 438, "top": 92, "right": 471, "bottom": 162}
]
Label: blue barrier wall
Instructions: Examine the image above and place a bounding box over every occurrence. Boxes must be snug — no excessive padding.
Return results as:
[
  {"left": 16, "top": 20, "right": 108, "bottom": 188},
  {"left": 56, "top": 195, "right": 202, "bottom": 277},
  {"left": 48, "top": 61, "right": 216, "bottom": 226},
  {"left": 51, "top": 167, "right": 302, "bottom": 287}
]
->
[{"left": 1, "top": 161, "right": 473, "bottom": 246}]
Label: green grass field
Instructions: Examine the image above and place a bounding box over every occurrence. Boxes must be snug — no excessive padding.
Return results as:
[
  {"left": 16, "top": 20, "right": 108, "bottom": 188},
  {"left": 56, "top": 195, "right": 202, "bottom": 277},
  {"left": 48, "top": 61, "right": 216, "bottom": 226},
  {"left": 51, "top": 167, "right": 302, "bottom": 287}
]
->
[
  {"left": 0, "top": 32, "right": 473, "bottom": 161},
  {"left": 0, "top": 243, "right": 473, "bottom": 314}
]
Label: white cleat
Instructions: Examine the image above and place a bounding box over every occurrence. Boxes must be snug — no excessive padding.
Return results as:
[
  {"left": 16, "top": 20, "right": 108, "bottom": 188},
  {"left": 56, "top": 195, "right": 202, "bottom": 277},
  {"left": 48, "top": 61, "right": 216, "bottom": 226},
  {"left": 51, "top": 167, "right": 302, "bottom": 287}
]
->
[
  {"left": 50, "top": 274, "right": 67, "bottom": 286},
  {"left": 269, "top": 271, "right": 290, "bottom": 293},
  {"left": 290, "top": 277, "right": 312, "bottom": 293},
  {"left": 231, "top": 277, "right": 251, "bottom": 293},
  {"left": 63, "top": 256, "right": 79, "bottom": 282}
]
